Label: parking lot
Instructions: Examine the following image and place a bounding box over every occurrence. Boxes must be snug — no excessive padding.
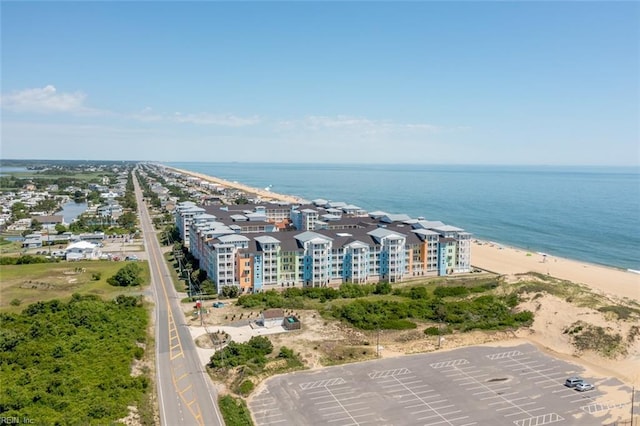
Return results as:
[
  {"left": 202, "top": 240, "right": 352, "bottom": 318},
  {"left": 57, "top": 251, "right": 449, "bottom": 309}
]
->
[{"left": 249, "top": 343, "right": 632, "bottom": 426}]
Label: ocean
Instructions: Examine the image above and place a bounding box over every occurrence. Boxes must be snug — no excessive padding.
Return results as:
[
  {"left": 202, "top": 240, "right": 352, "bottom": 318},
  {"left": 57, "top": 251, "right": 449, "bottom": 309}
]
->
[{"left": 167, "top": 162, "right": 640, "bottom": 271}]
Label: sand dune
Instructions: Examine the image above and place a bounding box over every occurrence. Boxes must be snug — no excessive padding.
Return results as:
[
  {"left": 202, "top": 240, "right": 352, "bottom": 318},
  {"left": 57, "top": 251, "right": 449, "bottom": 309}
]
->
[{"left": 471, "top": 241, "right": 639, "bottom": 302}]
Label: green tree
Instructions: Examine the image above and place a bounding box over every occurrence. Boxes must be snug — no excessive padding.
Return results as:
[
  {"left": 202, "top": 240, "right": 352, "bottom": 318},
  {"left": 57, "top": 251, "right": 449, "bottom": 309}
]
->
[
  {"left": 107, "top": 263, "right": 143, "bottom": 287},
  {"left": 117, "top": 212, "right": 137, "bottom": 230},
  {"left": 10, "top": 202, "right": 29, "bottom": 220},
  {"left": 30, "top": 219, "right": 43, "bottom": 233},
  {"left": 54, "top": 223, "right": 68, "bottom": 234},
  {"left": 375, "top": 281, "right": 392, "bottom": 295},
  {"left": 73, "top": 190, "right": 86, "bottom": 202},
  {"left": 221, "top": 285, "right": 240, "bottom": 298}
]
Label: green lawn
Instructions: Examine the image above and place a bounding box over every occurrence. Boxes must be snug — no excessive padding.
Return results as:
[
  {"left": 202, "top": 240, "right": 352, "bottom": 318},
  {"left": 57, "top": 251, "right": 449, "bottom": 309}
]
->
[
  {"left": 9, "top": 171, "right": 110, "bottom": 182},
  {"left": 0, "top": 260, "right": 151, "bottom": 313}
]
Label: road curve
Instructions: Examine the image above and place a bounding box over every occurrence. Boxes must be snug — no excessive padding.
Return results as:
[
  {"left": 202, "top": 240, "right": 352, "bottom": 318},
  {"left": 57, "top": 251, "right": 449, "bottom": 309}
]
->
[{"left": 134, "top": 170, "right": 224, "bottom": 426}]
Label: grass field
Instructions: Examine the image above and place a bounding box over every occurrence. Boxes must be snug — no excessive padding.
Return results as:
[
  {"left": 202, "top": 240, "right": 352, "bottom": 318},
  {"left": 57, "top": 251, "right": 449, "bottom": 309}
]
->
[
  {"left": 0, "top": 260, "right": 151, "bottom": 313},
  {"left": 8, "top": 171, "right": 111, "bottom": 181},
  {"left": 0, "top": 237, "right": 22, "bottom": 255}
]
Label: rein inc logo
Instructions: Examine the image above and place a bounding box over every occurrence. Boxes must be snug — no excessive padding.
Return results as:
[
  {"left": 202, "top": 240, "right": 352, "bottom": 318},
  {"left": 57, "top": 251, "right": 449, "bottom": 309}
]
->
[{"left": 0, "top": 418, "right": 34, "bottom": 424}]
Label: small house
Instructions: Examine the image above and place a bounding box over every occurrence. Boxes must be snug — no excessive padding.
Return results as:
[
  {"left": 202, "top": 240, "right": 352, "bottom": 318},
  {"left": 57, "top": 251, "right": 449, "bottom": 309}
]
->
[
  {"left": 260, "top": 308, "right": 285, "bottom": 328},
  {"left": 65, "top": 241, "right": 100, "bottom": 261}
]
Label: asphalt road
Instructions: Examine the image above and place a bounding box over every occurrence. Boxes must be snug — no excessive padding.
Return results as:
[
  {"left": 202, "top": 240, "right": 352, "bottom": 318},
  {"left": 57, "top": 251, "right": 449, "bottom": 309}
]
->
[{"left": 134, "top": 171, "right": 224, "bottom": 426}]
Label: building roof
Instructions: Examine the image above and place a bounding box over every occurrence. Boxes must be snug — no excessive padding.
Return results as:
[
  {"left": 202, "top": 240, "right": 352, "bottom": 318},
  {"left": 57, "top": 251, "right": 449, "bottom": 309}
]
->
[
  {"left": 217, "top": 234, "right": 250, "bottom": 244},
  {"left": 380, "top": 213, "right": 413, "bottom": 223},
  {"left": 32, "top": 215, "right": 64, "bottom": 224},
  {"left": 433, "top": 225, "right": 464, "bottom": 233},
  {"left": 413, "top": 220, "right": 446, "bottom": 230},
  {"left": 295, "top": 231, "right": 333, "bottom": 243},
  {"left": 367, "top": 227, "right": 406, "bottom": 241},
  {"left": 262, "top": 308, "right": 284, "bottom": 319},
  {"left": 66, "top": 241, "right": 97, "bottom": 250},
  {"left": 368, "top": 210, "right": 388, "bottom": 218}
]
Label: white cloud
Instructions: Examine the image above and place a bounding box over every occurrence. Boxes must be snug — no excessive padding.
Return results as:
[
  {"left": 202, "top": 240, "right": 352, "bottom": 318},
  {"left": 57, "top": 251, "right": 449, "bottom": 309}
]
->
[
  {"left": 172, "top": 112, "right": 261, "bottom": 127},
  {"left": 0, "top": 85, "right": 93, "bottom": 114},
  {"left": 130, "top": 108, "right": 261, "bottom": 127},
  {"left": 277, "top": 115, "right": 442, "bottom": 136}
]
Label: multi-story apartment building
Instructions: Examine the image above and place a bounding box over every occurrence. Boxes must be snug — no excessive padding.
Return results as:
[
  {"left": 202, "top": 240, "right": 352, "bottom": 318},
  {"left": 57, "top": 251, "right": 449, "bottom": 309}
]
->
[
  {"left": 182, "top": 202, "right": 473, "bottom": 294},
  {"left": 174, "top": 201, "right": 206, "bottom": 247}
]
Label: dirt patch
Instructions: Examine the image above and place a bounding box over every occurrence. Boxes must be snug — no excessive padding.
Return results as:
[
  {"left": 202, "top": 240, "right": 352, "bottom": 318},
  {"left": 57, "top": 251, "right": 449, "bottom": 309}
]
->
[
  {"left": 19, "top": 281, "right": 54, "bottom": 290},
  {"left": 117, "top": 406, "right": 141, "bottom": 426}
]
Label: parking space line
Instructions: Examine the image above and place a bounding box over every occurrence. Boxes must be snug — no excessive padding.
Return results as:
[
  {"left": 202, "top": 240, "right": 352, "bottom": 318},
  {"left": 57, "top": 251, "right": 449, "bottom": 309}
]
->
[
  {"left": 257, "top": 412, "right": 285, "bottom": 419},
  {"left": 521, "top": 367, "right": 556, "bottom": 376},
  {"left": 513, "top": 412, "right": 564, "bottom": 426},
  {"left": 580, "top": 401, "right": 628, "bottom": 414},
  {"left": 495, "top": 354, "right": 569, "bottom": 390},
  {"left": 487, "top": 350, "right": 524, "bottom": 360},
  {"left": 368, "top": 368, "right": 411, "bottom": 379},
  {"left": 487, "top": 396, "right": 519, "bottom": 406},
  {"left": 299, "top": 377, "right": 346, "bottom": 390},
  {"left": 375, "top": 374, "right": 462, "bottom": 425},
  {"left": 430, "top": 359, "right": 470, "bottom": 369},
  {"left": 442, "top": 363, "right": 545, "bottom": 419}
]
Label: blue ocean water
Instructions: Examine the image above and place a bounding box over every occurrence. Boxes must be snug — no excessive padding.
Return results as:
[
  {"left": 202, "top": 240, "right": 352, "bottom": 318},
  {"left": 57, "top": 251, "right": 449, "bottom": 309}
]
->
[{"left": 167, "top": 162, "right": 640, "bottom": 271}]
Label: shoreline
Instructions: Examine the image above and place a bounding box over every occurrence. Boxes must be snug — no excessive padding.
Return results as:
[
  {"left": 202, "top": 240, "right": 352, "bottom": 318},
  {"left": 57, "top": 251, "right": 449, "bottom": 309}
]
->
[
  {"left": 166, "top": 165, "right": 639, "bottom": 302},
  {"left": 166, "top": 165, "right": 305, "bottom": 204},
  {"left": 471, "top": 240, "right": 639, "bottom": 302}
]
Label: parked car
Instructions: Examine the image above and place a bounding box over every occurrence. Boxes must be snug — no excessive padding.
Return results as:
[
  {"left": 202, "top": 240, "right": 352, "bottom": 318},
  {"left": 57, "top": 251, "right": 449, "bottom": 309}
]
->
[
  {"left": 213, "top": 302, "right": 225, "bottom": 308},
  {"left": 565, "top": 377, "right": 584, "bottom": 387},
  {"left": 125, "top": 255, "right": 139, "bottom": 261},
  {"left": 575, "top": 382, "right": 595, "bottom": 392}
]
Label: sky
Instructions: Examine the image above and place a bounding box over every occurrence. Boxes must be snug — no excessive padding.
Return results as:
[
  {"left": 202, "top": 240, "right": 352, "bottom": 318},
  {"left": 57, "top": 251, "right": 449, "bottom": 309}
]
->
[{"left": 1, "top": 1, "right": 639, "bottom": 165}]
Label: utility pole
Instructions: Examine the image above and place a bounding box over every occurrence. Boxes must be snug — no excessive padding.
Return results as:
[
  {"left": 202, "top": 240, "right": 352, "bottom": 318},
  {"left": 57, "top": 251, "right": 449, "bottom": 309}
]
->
[{"left": 631, "top": 386, "right": 635, "bottom": 426}]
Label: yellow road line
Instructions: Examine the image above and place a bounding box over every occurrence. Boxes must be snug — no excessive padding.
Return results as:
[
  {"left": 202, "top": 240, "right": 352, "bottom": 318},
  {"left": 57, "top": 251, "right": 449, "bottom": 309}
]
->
[{"left": 140, "top": 189, "right": 205, "bottom": 426}]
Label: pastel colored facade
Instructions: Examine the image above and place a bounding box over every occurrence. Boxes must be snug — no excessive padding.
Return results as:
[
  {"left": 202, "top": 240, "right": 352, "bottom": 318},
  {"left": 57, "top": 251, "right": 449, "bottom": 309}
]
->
[{"left": 180, "top": 201, "right": 473, "bottom": 294}]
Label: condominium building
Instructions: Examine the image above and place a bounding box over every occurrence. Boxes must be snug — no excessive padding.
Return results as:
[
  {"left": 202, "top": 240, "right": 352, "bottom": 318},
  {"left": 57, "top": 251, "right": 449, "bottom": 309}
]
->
[{"left": 181, "top": 201, "right": 472, "bottom": 294}]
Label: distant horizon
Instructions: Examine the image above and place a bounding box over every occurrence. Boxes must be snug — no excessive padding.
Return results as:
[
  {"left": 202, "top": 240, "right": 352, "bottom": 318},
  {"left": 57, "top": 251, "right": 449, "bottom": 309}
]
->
[{"left": 1, "top": 158, "right": 638, "bottom": 170}]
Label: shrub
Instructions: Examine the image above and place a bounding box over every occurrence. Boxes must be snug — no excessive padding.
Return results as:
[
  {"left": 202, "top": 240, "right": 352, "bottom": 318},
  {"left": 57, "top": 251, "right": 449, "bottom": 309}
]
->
[
  {"left": 91, "top": 272, "right": 102, "bottom": 281},
  {"left": 107, "top": 263, "right": 143, "bottom": 287},
  {"left": 220, "top": 285, "right": 240, "bottom": 299},
  {"left": 433, "top": 286, "right": 469, "bottom": 298},
  {"left": 219, "top": 395, "right": 253, "bottom": 426},
  {"left": 10, "top": 298, "right": 21, "bottom": 306},
  {"left": 278, "top": 346, "right": 295, "bottom": 359},
  {"left": 424, "top": 326, "right": 440, "bottom": 336},
  {"left": 374, "top": 281, "right": 392, "bottom": 295},
  {"left": 513, "top": 311, "right": 534, "bottom": 325},
  {"left": 597, "top": 305, "right": 640, "bottom": 321},
  {"left": 238, "top": 380, "right": 254, "bottom": 396},
  {"left": 133, "top": 347, "right": 144, "bottom": 360},
  {"left": 209, "top": 336, "right": 273, "bottom": 369}
]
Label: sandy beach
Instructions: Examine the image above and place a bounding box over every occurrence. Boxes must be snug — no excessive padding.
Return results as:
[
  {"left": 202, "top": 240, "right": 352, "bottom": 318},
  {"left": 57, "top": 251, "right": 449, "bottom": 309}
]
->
[
  {"left": 166, "top": 166, "right": 305, "bottom": 204},
  {"left": 471, "top": 240, "right": 640, "bottom": 302}
]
